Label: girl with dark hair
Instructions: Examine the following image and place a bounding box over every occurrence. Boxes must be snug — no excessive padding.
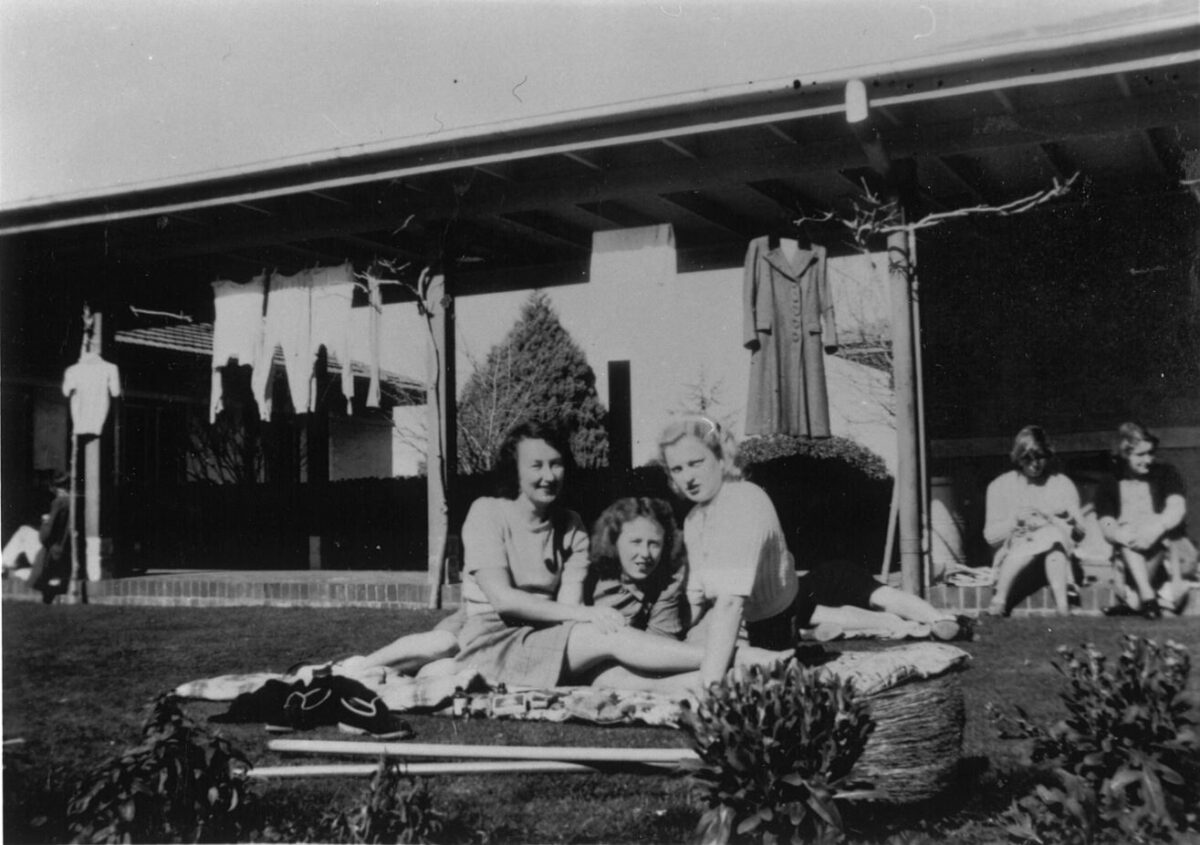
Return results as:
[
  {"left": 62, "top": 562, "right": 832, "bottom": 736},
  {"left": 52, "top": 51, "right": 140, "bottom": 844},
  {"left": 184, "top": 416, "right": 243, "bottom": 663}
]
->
[
  {"left": 983, "top": 425, "right": 1084, "bottom": 616},
  {"left": 584, "top": 497, "right": 688, "bottom": 640},
  {"left": 1096, "top": 422, "right": 1196, "bottom": 617},
  {"left": 454, "top": 420, "right": 788, "bottom": 693}
]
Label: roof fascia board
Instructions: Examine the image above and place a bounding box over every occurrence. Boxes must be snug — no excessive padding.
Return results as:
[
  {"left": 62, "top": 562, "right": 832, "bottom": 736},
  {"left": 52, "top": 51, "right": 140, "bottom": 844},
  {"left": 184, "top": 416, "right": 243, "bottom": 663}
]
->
[{"left": 1, "top": 15, "right": 1195, "bottom": 235}]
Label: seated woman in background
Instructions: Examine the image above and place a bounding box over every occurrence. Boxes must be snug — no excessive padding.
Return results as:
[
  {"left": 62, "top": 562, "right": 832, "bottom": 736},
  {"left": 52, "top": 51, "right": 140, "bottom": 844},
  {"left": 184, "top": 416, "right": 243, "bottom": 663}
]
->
[
  {"left": 659, "top": 416, "right": 964, "bottom": 687},
  {"left": 454, "top": 419, "right": 789, "bottom": 694},
  {"left": 1096, "top": 422, "right": 1196, "bottom": 617},
  {"left": 984, "top": 425, "right": 1084, "bottom": 617}
]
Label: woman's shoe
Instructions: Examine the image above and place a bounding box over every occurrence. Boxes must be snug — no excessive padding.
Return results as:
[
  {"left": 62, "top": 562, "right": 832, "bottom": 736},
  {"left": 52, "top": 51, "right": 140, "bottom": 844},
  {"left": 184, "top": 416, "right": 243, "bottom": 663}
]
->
[
  {"left": 985, "top": 598, "right": 1008, "bottom": 617},
  {"left": 1102, "top": 602, "right": 1137, "bottom": 617},
  {"left": 1140, "top": 598, "right": 1162, "bottom": 619}
]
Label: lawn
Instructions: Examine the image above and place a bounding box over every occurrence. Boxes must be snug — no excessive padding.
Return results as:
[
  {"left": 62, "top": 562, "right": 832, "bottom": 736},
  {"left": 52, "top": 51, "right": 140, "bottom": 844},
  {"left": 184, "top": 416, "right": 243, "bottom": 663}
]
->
[{"left": 3, "top": 603, "right": 1199, "bottom": 843}]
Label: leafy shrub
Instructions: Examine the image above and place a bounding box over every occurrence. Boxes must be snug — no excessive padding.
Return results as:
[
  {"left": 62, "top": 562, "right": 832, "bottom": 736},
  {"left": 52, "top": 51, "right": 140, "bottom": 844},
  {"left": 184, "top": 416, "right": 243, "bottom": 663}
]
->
[
  {"left": 323, "top": 759, "right": 446, "bottom": 844},
  {"left": 739, "top": 434, "right": 890, "bottom": 481},
  {"left": 679, "top": 660, "right": 875, "bottom": 844},
  {"left": 66, "top": 693, "right": 254, "bottom": 843},
  {"left": 990, "top": 635, "right": 1199, "bottom": 843}
]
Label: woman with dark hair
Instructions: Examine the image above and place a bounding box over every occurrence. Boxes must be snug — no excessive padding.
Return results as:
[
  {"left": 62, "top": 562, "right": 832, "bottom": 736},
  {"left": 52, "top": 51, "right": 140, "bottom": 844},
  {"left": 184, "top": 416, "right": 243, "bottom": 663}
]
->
[
  {"left": 983, "top": 425, "right": 1084, "bottom": 616},
  {"left": 585, "top": 497, "right": 688, "bottom": 640},
  {"left": 454, "top": 420, "right": 788, "bottom": 693},
  {"left": 1096, "top": 422, "right": 1196, "bottom": 617}
]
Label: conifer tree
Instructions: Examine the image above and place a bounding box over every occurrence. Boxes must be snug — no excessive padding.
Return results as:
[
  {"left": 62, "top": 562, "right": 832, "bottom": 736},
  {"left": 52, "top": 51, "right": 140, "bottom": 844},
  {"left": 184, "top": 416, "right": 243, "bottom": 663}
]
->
[{"left": 457, "top": 291, "right": 609, "bottom": 472}]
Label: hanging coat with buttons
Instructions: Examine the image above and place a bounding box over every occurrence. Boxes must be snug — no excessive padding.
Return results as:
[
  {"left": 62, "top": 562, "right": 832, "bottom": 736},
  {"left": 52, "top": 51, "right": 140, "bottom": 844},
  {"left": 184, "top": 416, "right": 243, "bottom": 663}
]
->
[{"left": 743, "top": 236, "right": 838, "bottom": 438}]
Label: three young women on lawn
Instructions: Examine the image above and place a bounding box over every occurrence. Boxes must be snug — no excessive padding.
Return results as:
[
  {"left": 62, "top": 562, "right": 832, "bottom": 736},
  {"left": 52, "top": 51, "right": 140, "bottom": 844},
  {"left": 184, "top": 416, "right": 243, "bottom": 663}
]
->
[
  {"left": 356, "top": 416, "right": 961, "bottom": 691},
  {"left": 450, "top": 420, "right": 789, "bottom": 694}
]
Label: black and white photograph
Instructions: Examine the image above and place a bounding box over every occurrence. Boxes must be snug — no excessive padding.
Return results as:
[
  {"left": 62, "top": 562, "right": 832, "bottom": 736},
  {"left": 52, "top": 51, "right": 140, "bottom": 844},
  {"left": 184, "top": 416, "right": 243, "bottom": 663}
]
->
[{"left": 1, "top": 1, "right": 1198, "bottom": 842}]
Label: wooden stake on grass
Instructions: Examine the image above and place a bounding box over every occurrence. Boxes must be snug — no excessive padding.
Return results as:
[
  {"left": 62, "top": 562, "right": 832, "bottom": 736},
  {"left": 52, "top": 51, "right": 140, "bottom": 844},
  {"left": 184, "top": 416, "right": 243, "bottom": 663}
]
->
[
  {"left": 267, "top": 738, "right": 698, "bottom": 765},
  {"left": 243, "top": 760, "right": 678, "bottom": 779}
]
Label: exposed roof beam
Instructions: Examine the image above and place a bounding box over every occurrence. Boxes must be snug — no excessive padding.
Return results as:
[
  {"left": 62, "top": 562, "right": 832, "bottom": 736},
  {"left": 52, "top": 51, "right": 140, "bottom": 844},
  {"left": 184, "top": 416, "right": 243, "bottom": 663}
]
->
[
  {"left": 763, "top": 124, "right": 797, "bottom": 144},
  {"left": 561, "top": 151, "right": 603, "bottom": 171},
  {"left": 1038, "top": 142, "right": 1074, "bottom": 180},
  {"left": 1113, "top": 72, "right": 1171, "bottom": 176},
  {"left": 95, "top": 87, "right": 1196, "bottom": 262},
  {"left": 992, "top": 89, "right": 1016, "bottom": 114},
  {"left": 658, "top": 191, "right": 750, "bottom": 237},
  {"left": 745, "top": 179, "right": 825, "bottom": 219},
  {"left": 334, "top": 234, "right": 425, "bottom": 262},
  {"left": 235, "top": 203, "right": 274, "bottom": 216},
  {"left": 574, "top": 201, "right": 662, "bottom": 228},
  {"left": 929, "top": 156, "right": 985, "bottom": 203},
  {"left": 659, "top": 138, "right": 698, "bottom": 159}
]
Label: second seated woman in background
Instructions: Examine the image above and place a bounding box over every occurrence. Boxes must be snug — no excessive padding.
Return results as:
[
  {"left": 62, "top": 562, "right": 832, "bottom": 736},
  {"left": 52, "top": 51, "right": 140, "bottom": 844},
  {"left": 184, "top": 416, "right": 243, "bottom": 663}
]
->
[
  {"left": 1095, "top": 422, "right": 1196, "bottom": 617},
  {"left": 983, "top": 425, "right": 1085, "bottom": 616}
]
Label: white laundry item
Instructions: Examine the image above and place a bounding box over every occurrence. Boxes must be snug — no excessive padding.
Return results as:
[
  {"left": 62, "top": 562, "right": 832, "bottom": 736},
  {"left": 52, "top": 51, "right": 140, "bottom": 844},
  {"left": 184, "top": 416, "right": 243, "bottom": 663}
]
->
[
  {"left": 2, "top": 525, "right": 42, "bottom": 573},
  {"left": 210, "top": 274, "right": 265, "bottom": 422},
  {"left": 253, "top": 268, "right": 314, "bottom": 416},
  {"left": 589, "top": 224, "right": 676, "bottom": 286},
  {"left": 309, "top": 262, "right": 356, "bottom": 414},
  {"left": 62, "top": 353, "right": 122, "bottom": 436}
]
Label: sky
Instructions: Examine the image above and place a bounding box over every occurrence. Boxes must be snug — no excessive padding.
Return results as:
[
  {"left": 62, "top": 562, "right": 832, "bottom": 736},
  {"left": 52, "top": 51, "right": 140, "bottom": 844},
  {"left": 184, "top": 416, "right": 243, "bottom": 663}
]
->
[{"left": 0, "top": 0, "right": 1184, "bottom": 207}]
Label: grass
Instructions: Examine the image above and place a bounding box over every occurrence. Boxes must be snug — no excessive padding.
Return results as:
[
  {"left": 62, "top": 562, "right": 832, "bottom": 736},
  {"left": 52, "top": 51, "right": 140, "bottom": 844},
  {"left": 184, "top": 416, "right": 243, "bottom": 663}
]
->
[{"left": 3, "top": 602, "right": 1199, "bottom": 843}]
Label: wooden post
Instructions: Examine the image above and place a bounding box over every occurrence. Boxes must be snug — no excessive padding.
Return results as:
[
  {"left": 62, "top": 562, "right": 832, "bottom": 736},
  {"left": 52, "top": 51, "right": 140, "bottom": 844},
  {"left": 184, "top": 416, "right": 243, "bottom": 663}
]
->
[
  {"left": 306, "top": 352, "right": 331, "bottom": 570},
  {"left": 83, "top": 312, "right": 103, "bottom": 585},
  {"left": 846, "top": 79, "right": 924, "bottom": 596},
  {"left": 888, "top": 228, "right": 922, "bottom": 595},
  {"left": 424, "top": 273, "right": 455, "bottom": 609},
  {"left": 607, "top": 360, "right": 632, "bottom": 472}
]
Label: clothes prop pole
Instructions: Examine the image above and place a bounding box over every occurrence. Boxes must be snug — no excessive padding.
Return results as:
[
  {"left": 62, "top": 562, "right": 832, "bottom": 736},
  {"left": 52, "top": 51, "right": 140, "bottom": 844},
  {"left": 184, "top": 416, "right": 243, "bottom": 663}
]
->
[
  {"left": 268, "top": 738, "right": 698, "bottom": 764},
  {"left": 242, "top": 760, "right": 678, "bottom": 779}
]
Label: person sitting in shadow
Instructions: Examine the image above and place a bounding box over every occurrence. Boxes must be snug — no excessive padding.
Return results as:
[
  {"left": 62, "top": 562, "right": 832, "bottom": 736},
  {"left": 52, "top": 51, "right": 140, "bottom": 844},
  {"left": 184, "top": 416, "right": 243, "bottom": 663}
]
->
[
  {"left": 1097, "top": 422, "right": 1197, "bottom": 618},
  {"left": 20, "top": 471, "right": 73, "bottom": 604},
  {"left": 984, "top": 426, "right": 1085, "bottom": 617}
]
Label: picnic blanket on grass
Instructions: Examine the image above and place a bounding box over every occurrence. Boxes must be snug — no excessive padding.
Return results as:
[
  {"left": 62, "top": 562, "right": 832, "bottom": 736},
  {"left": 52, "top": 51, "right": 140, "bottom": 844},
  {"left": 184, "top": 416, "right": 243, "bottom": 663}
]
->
[{"left": 177, "top": 642, "right": 969, "bottom": 728}]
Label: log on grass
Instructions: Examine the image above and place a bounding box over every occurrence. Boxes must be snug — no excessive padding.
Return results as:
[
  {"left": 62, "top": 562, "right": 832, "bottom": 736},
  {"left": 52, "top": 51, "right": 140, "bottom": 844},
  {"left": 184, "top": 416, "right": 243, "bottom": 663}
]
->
[
  {"left": 244, "top": 760, "right": 677, "bottom": 779},
  {"left": 267, "top": 738, "right": 697, "bottom": 765}
]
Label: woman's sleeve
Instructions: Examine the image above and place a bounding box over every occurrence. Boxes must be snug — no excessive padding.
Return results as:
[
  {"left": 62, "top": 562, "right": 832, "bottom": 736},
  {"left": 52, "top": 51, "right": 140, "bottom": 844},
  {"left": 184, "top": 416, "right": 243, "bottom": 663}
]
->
[
  {"left": 1093, "top": 475, "right": 1119, "bottom": 520},
  {"left": 461, "top": 499, "right": 508, "bottom": 576},
  {"left": 563, "top": 514, "right": 591, "bottom": 582},
  {"left": 646, "top": 565, "right": 686, "bottom": 640},
  {"left": 983, "top": 475, "right": 1015, "bottom": 548},
  {"left": 1056, "top": 475, "right": 1083, "bottom": 519},
  {"left": 701, "top": 485, "right": 775, "bottom": 597}
]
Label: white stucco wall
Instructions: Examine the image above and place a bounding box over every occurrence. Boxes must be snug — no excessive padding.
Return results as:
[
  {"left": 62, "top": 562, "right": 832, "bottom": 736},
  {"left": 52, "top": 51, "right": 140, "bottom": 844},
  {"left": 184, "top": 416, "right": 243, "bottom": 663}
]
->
[{"left": 351, "top": 229, "right": 897, "bottom": 475}]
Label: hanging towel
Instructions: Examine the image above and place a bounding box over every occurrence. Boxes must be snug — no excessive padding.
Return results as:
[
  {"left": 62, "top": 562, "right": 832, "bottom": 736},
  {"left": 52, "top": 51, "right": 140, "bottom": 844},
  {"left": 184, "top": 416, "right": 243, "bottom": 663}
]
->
[
  {"left": 210, "top": 274, "right": 265, "bottom": 422},
  {"left": 309, "top": 262, "right": 356, "bottom": 414},
  {"left": 253, "top": 268, "right": 314, "bottom": 417},
  {"left": 62, "top": 353, "right": 122, "bottom": 436},
  {"left": 589, "top": 224, "right": 676, "bottom": 286}
]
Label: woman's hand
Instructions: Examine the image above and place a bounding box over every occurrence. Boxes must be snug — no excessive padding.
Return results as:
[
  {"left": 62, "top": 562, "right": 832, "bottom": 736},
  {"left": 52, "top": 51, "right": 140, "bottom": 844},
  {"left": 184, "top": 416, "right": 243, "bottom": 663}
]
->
[
  {"left": 584, "top": 605, "right": 628, "bottom": 635},
  {"left": 1131, "top": 519, "right": 1165, "bottom": 552},
  {"left": 1110, "top": 522, "right": 1136, "bottom": 549}
]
